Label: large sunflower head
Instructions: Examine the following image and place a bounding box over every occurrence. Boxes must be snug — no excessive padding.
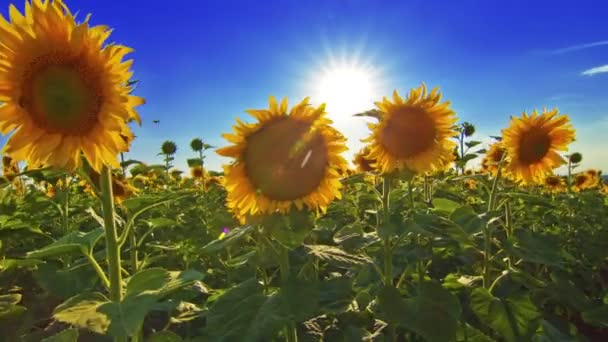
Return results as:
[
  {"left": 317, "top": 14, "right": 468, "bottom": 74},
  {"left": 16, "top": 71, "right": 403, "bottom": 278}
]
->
[
  {"left": 353, "top": 146, "right": 375, "bottom": 173},
  {"left": 362, "top": 84, "right": 458, "bottom": 174},
  {"left": 543, "top": 175, "right": 566, "bottom": 193},
  {"left": 501, "top": 108, "right": 575, "bottom": 184},
  {"left": 0, "top": 0, "right": 144, "bottom": 172},
  {"left": 217, "top": 96, "right": 348, "bottom": 223},
  {"left": 480, "top": 142, "right": 507, "bottom": 175}
]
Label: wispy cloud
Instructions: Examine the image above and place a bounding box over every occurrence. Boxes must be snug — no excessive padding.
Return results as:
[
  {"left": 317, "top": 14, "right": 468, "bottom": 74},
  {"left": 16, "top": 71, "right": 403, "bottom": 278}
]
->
[
  {"left": 581, "top": 64, "right": 608, "bottom": 76},
  {"left": 551, "top": 40, "right": 608, "bottom": 54}
]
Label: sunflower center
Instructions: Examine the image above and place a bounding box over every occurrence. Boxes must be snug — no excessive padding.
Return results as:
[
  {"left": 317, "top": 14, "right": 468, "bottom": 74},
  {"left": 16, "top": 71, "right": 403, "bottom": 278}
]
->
[
  {"left": 20, "top": 56, "right": 102, "bottom": 135},
  {"left": 379, "top": 106, "right": 437, "bottom": 158},
  {"left": 244, "top": 117, "right": 328, "bottom": 201},
  {"left": 518, "top": 128, "right": 551, "bottom": 164}
]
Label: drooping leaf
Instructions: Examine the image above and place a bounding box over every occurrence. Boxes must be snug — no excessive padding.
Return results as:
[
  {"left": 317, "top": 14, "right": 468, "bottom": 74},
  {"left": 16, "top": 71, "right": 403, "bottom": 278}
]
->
[
  {"left": 201, "top": 225, "right": 253, "bottom": 254},
  {"left": 33, "top": 262, "right": 98, "bottom": 299},
  {"left": 53, "top": 292, "right": 110, "bottom": 335},
  {"left": 305, "top": 245, "right": 371, "bottom": 268},
  {"left": 26, "top": 228, "right": 104, "bottom": 259},
  {"left": 471, "top": 288, "right": 541, "bottom": 342}
]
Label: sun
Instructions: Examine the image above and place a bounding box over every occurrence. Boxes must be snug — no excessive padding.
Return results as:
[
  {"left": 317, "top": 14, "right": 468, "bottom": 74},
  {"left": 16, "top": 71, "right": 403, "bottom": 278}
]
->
[
  {"left": 312, "top": 60, "right": 381, "bottom": 119},
  {"left": 317, "top": 66, "right": 374, "bottom": 116}
]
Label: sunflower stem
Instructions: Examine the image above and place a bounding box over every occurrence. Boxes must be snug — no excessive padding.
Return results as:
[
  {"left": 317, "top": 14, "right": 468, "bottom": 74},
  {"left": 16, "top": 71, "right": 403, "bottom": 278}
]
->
[
  {"left": 381, "top": 176, "right": 396, "bottom": 341},
  {"left": 278, "top": 244, "right": 298, "bottom": 342},
  {"left": 129, "top": 224, "right": 138, "bottom": 273},
  {"left": 504, "top": 201, "right": 514, "bottom": 268},
  {"left": 84, "top": 252, "right": 110, "bottom": 291},
  {"left": 62, "top": 177, "right": 70, "bottom": 233},
  {"left": 100, "top": 166, "right": 125, "bottom": 341},
  {"left": 407, "top": 179, "right": 414, "bottom": 207},
  {"left": 484, "top": 166, "right": 502, "bottom": 288}
]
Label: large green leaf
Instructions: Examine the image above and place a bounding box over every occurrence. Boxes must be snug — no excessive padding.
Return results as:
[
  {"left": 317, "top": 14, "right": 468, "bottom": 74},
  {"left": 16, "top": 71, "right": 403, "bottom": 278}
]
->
[
  {"left": 533, "top": 320, "right": 578, "bottom": 342},
  {"left": 471, "top": 288, "right": 541, "bottom": 342},
  {"left": 456, "top": 323, "right": 494, "bottom": 342},
  {"left": 125, "top": 268, "right": 204, "bottom": 298},
  {"left": 201, "top": 225, "right": 253, "bottom": 254},
  {"left": 53, "top": 292, "right": 110, "bottom": 335},
  {"left": 581, "top": 304, "right": 608, "bottom": 328},
  {"left": 377, "top": 282, "right": 461, "bottom": 342},
  {"left": 33, "top": 262, "right": 98, "bottom": 299},
  {"left": 26, "top": 228, "right": 104, "bottom": 259},
  {"left": 205, "top": 278, "right": 269, "bottom": 341},
  {"left": 318, "top": 277, "right": 354, "bottom": 313},
  {"left": 432, "top": 198, "right": 461, "bottom": 214},
  {"left": 503, "top": 230, "right": 564, "bottom": 267},
  {"left": 41, "top": 328, "right": 79, "bottom": 342},
  {"left": 148, "top": 331, "right": 183, "bottom": 342},
  {"left": 53, "top": 268, "right": 202, "bottom": 339}
]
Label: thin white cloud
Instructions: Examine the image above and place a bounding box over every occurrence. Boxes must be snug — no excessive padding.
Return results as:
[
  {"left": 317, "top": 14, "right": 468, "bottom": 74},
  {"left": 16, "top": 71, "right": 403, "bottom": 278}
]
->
[
  {"left": 552, "top": 40, "right": 608, "bottom": 54},
  {"left": 581, "top": 64, "right": 608, "bottom": 76}
]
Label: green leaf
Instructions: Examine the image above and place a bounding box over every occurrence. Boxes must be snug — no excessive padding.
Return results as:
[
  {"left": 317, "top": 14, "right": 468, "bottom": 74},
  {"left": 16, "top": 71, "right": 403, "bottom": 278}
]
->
[
  {"left": 465, "top": 140, "right": 482, "bottom": 148},
  {"left": 281, "top": 275, "right": 319, "bottom": 322},
  {"left": 504, "top": 230, "right": 564, "bottom": 267},
  {"left": 146, "top": 217, "right": 178, "bottom": 229},
  {"left": 187, "top": 158, "right": 203, "bottom": 167},
  {"left": 265, "top": 211, "right": 314, "bottom": 249},
  {"left": 471, "top": 288, "right": 541, "bottom": 342},
  {"left": 0, "top": 294, "right": 26, "bottom": 320},
  {"left": 53, "top": 292, "right": 110, "bottom": 335},
  {"left": 201, "top": 225, "right": 253, "bottom": 254},
  {"left": 26, "top": 228, "right": 104, "bottom": 259},
  {"left": 97, "top": 295, "right": 159, "bottom": 338},
  {"left": 534, "top": 320, "right": 577, "bottom": 342},
  {"left": 581, "top": 304, "right": 608, "bottom": 328},
  {"left": 0, "top": 258, "right": 42, "bottom": 272},
  {"left": 305, "top": 245, "right": 371, "bottom": 268},
  {"left": 125, "top": 268, "right": 204, "bottom": 299},
  {"left": 33, "top": 263, "right": 98, "bottom": 299},
  {"left": 377, "top": 282, "right": 461, "bottom": 342},
  {"left": 318, "top": 277, "right": 354, "bottom": 313},
  {"left": 450, "top": 206, "right": 485, "bottom": 235},
  {"left": 205, "top": 278, "right": 268, "bottom": 341},
  {"left": 41, "top": 328, "right": 79, "bottom": 342},
  {"left": 148, "top": 331, "right": 183, "bottom": 342},
  {"left": 432, "top": 198, "right": 461, "bottom": 214},
  {"left": 456, "top": 323, "right": 494, "bottom": 342}
]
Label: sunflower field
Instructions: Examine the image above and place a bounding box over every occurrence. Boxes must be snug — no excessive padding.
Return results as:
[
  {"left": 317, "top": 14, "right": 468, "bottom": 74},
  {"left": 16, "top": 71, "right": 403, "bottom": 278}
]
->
[{"left": 1, "top": 1, "right": 608, "bottom": 342}]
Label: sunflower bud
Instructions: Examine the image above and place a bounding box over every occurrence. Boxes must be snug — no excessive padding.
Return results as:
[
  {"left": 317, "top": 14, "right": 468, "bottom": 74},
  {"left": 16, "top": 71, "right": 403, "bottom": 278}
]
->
[
  {"left": 161, "top": 141, "right": 177, "bottom": 155},
  {"left": 190, "top": 138, "right": 204, "bottom": 152},
  {"left": 569, "top": 152, "right": 582, "bottom": 164},
  {"left": 462, "top": 122, "right": 476, "bottom": 137}
]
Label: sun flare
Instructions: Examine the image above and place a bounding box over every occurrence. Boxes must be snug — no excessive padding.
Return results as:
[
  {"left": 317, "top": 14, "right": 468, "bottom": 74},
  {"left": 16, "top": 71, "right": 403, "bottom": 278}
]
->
[{"left": 313, "top": 62, "right": 381, "bottom": 119}]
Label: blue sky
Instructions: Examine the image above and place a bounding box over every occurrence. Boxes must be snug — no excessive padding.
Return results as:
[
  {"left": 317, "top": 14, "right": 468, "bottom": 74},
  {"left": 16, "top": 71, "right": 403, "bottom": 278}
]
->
[{"left": 2, "top": 0, "right": 607, "bottom": 173}]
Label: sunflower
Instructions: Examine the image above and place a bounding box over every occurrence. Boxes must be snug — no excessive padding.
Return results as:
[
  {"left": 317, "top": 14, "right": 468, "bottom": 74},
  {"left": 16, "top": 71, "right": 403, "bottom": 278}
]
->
[
  {"left": 501, "top": 108, "right": 575, "bottom": 184},
  {"left": 464, "top": 178, "right": 477, "bottom": 190},
  {"left": 362, "top": 84, "right": 458, "bottom": 174},
  {"left": 217, "top": 96, "right": 348, "bottom": 223},
  {"left": 0, "top": 0, "right": 144, "bottom": 172},
  {"left": 190, "top": 166, "right": 205, "bottom": 179},
  {"left": 353, "top": 146, "right": 375, "bottom": 173},
  {"left": 86, "top": 170, "right": 137, "bottom": 202},
  {"left": 571, "top": 173, "right": 591, "bottom": 192},
  {"left": 543, "top": 175, "right": 566, "bottom": 193},
  {"left": 170, "top": 169, "right": 183, "bottom": 180},
  {"left": 205, "top": 175, "right": 223, "bottom": 188},
  {"left": 2, "top": 155, "right": 20, "bottom": 181},
  {"left": 583, "top": 169, "right": 601, "bottom": 188},
  {"left": 480, "top": 142, "right": 507, "bottom": 175}
]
